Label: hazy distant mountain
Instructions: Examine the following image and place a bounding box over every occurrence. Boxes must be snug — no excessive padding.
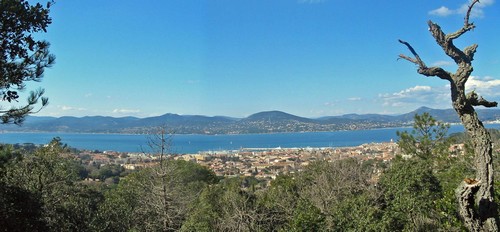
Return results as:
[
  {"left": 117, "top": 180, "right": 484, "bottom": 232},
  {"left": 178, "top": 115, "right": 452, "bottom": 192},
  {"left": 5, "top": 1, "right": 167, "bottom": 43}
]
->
[
  {"left": 244, "top": 111, "right": 314, "bottom": 123},
  {"left": 318, "top": 114, "right": 396, "bottom": 124},
  {"left": 137, "top": 113, "right": 234, "bottom": 126},
  {"left": 395, "top": 106, "right": 500, "bottom": 123},
  {"left": 1, "top": 107, "right": 499, "bottom": 134},
  {"left": 397, "top": 107, "right": 459, "bottom": 122}
]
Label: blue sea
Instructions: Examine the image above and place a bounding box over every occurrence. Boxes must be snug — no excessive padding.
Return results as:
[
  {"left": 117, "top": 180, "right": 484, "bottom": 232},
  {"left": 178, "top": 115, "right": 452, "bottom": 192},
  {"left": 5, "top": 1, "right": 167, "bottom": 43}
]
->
[{"left": 2, "top": 124, "right": 499, "bottom": 154}]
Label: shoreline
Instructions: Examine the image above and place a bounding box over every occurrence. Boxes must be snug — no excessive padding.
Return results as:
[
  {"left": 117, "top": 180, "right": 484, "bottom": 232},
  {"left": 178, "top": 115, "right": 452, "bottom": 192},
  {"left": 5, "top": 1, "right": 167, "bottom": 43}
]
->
[{"left": 1, "top": 124, "right": 498, "bottom": 154}]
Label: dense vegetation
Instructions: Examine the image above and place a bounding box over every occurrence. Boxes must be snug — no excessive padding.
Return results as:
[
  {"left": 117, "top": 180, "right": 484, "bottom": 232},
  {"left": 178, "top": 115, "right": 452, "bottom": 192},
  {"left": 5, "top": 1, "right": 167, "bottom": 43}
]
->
[
  {"left": 1, "top": 113, "right": 499, "bottom": 231},
  {"left": 1, "top": 1, "right": 498, "bottom": 230}
]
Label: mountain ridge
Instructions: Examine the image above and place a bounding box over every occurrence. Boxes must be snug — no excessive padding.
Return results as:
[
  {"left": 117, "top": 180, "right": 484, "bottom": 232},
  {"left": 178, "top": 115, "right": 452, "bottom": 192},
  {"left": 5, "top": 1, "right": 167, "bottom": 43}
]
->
[{"left": 1, "top": 107, "right": 499, "bottom": 134}]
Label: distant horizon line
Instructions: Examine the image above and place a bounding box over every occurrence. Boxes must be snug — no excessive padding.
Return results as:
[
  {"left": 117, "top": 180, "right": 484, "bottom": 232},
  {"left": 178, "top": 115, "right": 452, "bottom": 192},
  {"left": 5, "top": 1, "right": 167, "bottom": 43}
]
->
[{"left": 30, "top": 106, "right": 479, "bottom": 119}]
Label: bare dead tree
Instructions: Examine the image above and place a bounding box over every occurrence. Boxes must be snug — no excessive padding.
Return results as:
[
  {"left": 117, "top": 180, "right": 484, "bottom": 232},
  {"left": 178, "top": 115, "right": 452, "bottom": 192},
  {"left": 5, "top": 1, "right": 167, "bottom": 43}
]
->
[
  {"left": 299, "top": 159, "right": 371, "bottom": 229},
  {"left": 142, "top": 126, "right": 183, "bottom": 231},
  {"left": 398, "top": 1, "right": 498, "bottom": 231}
]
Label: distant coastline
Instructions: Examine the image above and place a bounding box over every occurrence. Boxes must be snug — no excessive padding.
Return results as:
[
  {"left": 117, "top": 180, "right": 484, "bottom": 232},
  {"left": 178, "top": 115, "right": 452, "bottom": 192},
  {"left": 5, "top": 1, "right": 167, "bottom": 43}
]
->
[
  {"left": 2, "top": 124, "right": 500, "bottom": 154},
  {"left": 1, "top": 107, "right": 500, "bottom": 135}
]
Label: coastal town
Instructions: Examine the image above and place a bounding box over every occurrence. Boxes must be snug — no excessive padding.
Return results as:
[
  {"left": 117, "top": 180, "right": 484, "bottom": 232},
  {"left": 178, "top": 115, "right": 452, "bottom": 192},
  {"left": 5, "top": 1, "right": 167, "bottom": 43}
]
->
[
  {"left": 78, "top": 141, "right": 406, "bottom": 182},
  {"left": 10, "top": 135, "right": 473, "bottom": 186}
]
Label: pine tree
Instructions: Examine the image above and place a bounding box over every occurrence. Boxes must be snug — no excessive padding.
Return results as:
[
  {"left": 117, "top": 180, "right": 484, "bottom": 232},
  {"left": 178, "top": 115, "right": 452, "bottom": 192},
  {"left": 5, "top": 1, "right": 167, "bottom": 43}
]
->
[{"left": 1, "top": 0, "right": 55, "bottom": 124}]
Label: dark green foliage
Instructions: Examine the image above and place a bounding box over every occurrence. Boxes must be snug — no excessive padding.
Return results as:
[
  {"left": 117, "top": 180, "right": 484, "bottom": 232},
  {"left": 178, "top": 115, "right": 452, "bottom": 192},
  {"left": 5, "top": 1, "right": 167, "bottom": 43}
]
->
[
  {"left": 288, "top": 199, "right": 325, "bottom": 232},
  {"left": 0, "top": 145, "right": 44, "bottom": 231},
  {"left": 1, "top": 0, "right": 54, "bottom": 124},
  {"left": 328, "top": 190, "right": 383, "bottom": 231},
  {"left": 182, "top": 177, "right": 269, "bottom": 231},
  {"left": 171, "top": 159, "right": 218, "bottom": 184},
  {"left": 379, "top": 157, "right": 443, "bottom": 231},
  {"left": 0, "top": 144, "right": 22, "bottom": 170},
  {"left": 0, "top": 138, "right": 104, "bottom": 231},
  {"left": 92, "top": 173, "right": 142, "bottom": 231},
  {"left": 258, "top": 174, "right": 300, "bottom": 230},
  {"left": 391, "top": 113, "right": 472, "bottom": 231},
  {"left": 180, "top": 184, "right": 223, "bottom": 232},
  {"left": 0, "top": 183, "right": 47, "bottom": 232}
]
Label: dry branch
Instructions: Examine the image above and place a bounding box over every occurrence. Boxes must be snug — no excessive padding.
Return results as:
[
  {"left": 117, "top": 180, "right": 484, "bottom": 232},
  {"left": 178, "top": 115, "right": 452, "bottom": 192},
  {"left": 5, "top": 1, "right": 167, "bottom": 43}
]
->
[
  {"left": 398, "top": 39, "right": 426, "bottom": 68},
  {"left": 398, "top": 0, "right": 499, "bottom": 230},
  {"left": 467, "top": 91, "right": 498, "bottom": 108}
]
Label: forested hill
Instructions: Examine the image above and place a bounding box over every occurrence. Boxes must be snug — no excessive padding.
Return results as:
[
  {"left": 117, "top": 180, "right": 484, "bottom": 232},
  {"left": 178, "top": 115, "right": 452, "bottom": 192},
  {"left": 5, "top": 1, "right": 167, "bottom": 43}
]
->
[{"left": 1, "top": 107, "right": 500, "bottom": 134}]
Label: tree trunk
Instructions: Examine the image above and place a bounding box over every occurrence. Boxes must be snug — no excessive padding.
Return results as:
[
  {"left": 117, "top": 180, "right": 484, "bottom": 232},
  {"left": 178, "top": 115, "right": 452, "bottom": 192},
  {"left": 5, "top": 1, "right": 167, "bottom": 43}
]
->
[
  {"left": 398, "top": 1, "right": 499, "bottom": 230},
  {"left": 451, "top": 82, "right": 498, "bottom": 231}
]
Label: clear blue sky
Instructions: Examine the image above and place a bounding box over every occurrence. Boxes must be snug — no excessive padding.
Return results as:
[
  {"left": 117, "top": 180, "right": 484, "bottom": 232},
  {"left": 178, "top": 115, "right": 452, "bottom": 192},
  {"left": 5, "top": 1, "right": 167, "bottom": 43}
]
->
[{"left": 30, "top": 0, "right": 499, "bottom": 118}]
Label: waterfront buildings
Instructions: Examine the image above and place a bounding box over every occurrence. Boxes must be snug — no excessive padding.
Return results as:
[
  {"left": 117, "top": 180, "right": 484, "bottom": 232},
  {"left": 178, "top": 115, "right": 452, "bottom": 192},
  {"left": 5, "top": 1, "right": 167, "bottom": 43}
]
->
[{"left": 80, "top": 142, "right": 402, "bottom": 181}]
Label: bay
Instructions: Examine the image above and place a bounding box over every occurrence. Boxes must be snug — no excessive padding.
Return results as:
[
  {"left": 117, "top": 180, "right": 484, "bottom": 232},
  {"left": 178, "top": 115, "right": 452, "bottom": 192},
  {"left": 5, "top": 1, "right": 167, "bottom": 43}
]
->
[{"left": 2, "top": 124, "right": 499, "bottom": 154}]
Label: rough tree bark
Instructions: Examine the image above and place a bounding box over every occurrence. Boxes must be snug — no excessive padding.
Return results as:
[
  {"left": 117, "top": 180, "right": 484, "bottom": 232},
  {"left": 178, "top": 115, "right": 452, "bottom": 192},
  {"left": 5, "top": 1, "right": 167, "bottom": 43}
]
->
[{"left": 398, "top": 1, "right": 498, "bottom": 231}]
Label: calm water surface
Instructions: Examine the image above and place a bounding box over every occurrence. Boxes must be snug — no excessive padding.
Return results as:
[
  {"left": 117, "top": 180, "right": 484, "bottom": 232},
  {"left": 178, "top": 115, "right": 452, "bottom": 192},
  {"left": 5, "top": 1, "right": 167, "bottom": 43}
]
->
[{"left": 2, "top": 124, "right": 499, "bottom": 154}]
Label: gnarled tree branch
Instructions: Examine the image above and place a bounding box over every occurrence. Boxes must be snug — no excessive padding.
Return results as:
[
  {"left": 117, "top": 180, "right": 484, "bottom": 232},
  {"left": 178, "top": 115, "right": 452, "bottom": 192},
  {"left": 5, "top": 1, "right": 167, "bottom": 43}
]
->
[
  {"left": 427, "top": 0, "right": 479, "bottom": 67},
  {"left": 428, "top": 21, "right": 471, "bottom": 66},
  {"left": 399, "top": 0, "right": 499, "bottom": 231},
  {"left": 464, "top": 44, "right": 479, "bottom": 62},
  {"left": 398, "top": 40, "right": 453, "bottom": 81},
  {"left": 448, "top": 0, "right": 479, "bottom": 40},
  {"left": 467, "top": 91, "right": 498, "bottom": 108}
]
